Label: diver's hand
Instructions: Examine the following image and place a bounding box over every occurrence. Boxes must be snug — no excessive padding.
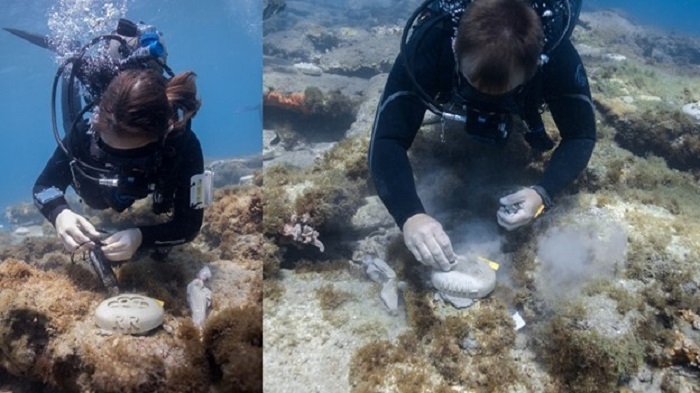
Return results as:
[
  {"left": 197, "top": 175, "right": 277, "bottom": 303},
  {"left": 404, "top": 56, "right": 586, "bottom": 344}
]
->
[
  {"left": 497, "top": 188, "right": 543, "bottom": 231},
  {"left": 54, "top": 209, "right": 101, "bottom": 252},
  {"left": 102, "top": 228, "right": 142, "bottom": 261},
  {"left": 402, "top": 213, "right": 456, "bottom": 271}
]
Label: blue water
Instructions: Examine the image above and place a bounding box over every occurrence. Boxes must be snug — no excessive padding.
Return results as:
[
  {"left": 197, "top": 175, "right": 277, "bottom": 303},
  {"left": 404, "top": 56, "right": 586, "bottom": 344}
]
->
[
  {"left": 584, "top": 0, "right": 700, "bottom": 35},
  {"left": 0, "top": 0, "right": 261, "bottom": 215}
]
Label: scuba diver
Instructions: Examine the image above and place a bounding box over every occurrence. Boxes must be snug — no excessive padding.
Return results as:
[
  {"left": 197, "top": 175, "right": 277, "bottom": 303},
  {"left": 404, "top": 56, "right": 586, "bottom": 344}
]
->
[
  {"left": 10, "top": 19, "right": 212, "bottom": 267},
  {"left": 368, "top": 0, "right": 595, "bottom": 271}
]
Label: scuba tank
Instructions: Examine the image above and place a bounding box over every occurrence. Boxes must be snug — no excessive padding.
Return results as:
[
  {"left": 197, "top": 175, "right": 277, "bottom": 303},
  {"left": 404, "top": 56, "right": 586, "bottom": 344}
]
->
[
  {"left": 5, "top": 18, "right": 173, "bottom": 141},
  {"left": 5, "top": 19, "right": 175, "bottom": 207},
  {"left": 43, "top": 18, "right": 176, "bottom": 213},
  {"left": 59, "top": 18, "right": 172, "bottom": 137}
]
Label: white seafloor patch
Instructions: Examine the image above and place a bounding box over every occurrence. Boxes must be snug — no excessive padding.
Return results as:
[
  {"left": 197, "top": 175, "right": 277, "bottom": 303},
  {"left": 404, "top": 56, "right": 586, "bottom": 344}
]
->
[{"left": 263, "top": 268, "right": 410, "bottom": 393}]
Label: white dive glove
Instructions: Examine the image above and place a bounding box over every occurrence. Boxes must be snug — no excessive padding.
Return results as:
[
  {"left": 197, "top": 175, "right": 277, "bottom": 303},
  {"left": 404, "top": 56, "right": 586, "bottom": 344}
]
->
[
  {"left": 101, "top": 228, "right": 143, "bottom": 261},
  {"left": 402, "top": 213, "right": 456, "bottom": 271},
  {"left": 55, "top": 209, "right": 101, "bottom": 252},
  {"left": 496, "top": 187, "right": 545, "bottom": 231}
]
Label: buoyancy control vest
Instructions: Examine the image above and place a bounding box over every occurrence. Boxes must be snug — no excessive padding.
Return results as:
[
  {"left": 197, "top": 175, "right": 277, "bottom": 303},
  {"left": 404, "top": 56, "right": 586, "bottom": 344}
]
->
[{"left": 49, "top": 18, "right": 179, "bottom": 213}]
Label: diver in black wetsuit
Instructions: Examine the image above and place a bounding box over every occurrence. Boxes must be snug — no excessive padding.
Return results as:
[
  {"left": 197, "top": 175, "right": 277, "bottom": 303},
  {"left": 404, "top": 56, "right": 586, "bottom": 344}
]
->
[
  {"left": 33, "top": 69, "right": 206, "bottom": 262},
  {"left": 369, "top": 0, "right": 595, "bottom": 271},
  {"left": 29, "top": 20, "right": 211, "bottom": 263}
]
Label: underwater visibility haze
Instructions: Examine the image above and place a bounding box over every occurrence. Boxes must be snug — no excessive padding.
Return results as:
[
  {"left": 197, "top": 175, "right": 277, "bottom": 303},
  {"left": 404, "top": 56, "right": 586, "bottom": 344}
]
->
[
  {"left": 0, "top": 0, "right": 262, "bottom": 217},
  {"left": 585, "top": 0, "right": 700, "bottom": 35},
  {"left": 262, "top": 0, "right": 700, "bottom": 392},
  {"left": 0, "top": 1, "right": 264, "bottom": 391}
]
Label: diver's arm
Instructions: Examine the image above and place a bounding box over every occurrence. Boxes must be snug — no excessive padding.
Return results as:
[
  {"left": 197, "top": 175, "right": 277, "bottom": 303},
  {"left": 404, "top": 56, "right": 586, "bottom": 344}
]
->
[
  {"left": 33, "top": 145, "right": 74, "bottom": 225},
  {"left": 538, "top": 38, "right": 596, "bottom": 198},
  {"left": 138, "top": 131, "right": 204, "bottom": 247},
  {"left": 369, "top": 57, "right": 428, "bottom": 228},
  {"left": 369, "top": 19, "right": 450, "bottom": 228}
]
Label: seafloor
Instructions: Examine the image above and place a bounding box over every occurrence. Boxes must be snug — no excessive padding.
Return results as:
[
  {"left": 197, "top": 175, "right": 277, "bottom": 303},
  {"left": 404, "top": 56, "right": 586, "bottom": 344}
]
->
[
  {"left": 263, "top": 1, "right": 700, "bottom": 392},
  {"left": 0, "top": 162, "right": 263, "bottom": 392}
]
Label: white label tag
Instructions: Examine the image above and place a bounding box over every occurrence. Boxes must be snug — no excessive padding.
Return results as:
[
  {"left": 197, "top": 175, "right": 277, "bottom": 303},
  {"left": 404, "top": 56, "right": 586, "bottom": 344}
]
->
[
  {"left": 189, "top": 170, "right": 213, "bottom": 208},
  {"left": 512, "top": 311, "right": 526, "bottom": 331}
]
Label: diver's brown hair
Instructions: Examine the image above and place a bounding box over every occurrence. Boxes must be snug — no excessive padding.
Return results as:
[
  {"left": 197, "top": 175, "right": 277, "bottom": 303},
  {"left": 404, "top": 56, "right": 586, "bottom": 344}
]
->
[
  {"left": 454, "top": 0, "right": 543, "bottom": 94},
  {"left": 93, "top": 69, "right": 201, "bottom": 141}
]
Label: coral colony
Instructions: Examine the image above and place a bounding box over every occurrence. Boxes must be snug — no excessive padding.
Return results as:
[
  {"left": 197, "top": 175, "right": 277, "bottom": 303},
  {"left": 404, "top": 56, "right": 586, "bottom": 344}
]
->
[{"left": 282, "top": 213, "right": 325, "bottom": 252}]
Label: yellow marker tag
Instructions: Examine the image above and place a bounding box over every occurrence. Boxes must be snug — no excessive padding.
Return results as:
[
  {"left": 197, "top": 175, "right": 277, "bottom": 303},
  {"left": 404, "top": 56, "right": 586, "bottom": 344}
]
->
[
  {"left": 534, "top": 204, "right": 545, "bottom": 218},
  {"left": 477, "top": 256, "right": 500, "bottom": 271},
  {"left": 155, "top": 299, "right": 165, "bottom": 308}
]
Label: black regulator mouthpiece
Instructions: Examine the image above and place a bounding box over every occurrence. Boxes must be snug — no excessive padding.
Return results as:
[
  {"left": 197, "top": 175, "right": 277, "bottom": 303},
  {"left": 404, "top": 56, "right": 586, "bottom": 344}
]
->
[
  {"left": 89, "top": 246, "right": 120, "bottom": 296},
  {"left": 464, "top": 109, "right": 512, "bottom": 145}
]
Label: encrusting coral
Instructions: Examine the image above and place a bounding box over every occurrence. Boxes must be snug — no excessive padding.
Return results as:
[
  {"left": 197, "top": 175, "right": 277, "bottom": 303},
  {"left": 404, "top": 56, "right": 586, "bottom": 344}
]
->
[
  {"left": 263, "top": 135, "right": 369, "bottom": 236},
  {"left": 0, "top": 182, "right": 262, "bottom": 392},
  {"left": 537, "top": 298, "right": 644, "bottom": 393},
  {"left": 315, "top": 283, "right": 353, "bottom": 311},
  {"left": 263, "top": 90, "right": 311, "bottom": 114},
  {"left": 263, "top": 87, "right": 357, "bottom": 118},
  {"left": 262, "top": 136, "right": 368, "bottom": 273},
  {"left": 348, "top": 299, "right": 522, "bottom": 393},
  {"left": 604, "top": 107, "right": 700, "bottom": 174},
  {"left": 203, "top": 304, "right": 263, "bottom": 393},
  {"left": 662, "top": 331, "right": 700, "bottom": 370},
  {"left": 202, "top": 181, "right": 263, "bottom": 262}
]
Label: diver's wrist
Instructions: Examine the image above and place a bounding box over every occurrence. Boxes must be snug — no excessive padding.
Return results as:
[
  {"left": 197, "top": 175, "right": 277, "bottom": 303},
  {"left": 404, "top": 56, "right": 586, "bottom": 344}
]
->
[
  {"left": 48, "top": 205, "right": 71, "bottom": 227},
  {"left": 529, "top": 185, "right": 553, "bottom": 210}
]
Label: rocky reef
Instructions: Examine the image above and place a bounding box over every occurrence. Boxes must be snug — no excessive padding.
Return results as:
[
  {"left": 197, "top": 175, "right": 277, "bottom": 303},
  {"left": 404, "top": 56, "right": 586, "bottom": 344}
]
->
[
  {"left": 263, "top": 1, "right": 700, "bottom": 392},
  {"left": 0, "top": 181, "right": 263, "bottom": 392}
]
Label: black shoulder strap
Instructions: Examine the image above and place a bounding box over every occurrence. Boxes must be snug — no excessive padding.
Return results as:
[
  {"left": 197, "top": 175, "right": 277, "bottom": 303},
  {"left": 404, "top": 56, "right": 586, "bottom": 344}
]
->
[
  {"left": 531, "top": 0, "right": 581, "bottom": 54},
  {"left": 65, "top": 119, "right": 91, "bottom": 158}
]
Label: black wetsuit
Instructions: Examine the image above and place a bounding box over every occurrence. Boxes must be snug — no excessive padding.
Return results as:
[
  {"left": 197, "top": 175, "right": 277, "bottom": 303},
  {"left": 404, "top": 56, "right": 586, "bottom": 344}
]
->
[
  {"left": 33, "top": 123, "right": 204, "bottom": 248},
  {"left": 368, "top": 7, "right": 596, "bottom": 228}
]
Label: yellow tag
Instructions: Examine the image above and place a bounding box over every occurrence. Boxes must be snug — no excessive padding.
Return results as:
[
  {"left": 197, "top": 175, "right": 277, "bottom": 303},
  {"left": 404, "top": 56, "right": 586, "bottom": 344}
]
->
[
  {"left": 155, "top": 299, "right": 165, "bottom": 308},
  {"left": 477, "top": 256, "right": 500, "bottom": 271},
  {"left": 534, "top": 204, "right": 545, "bottom": 218}
]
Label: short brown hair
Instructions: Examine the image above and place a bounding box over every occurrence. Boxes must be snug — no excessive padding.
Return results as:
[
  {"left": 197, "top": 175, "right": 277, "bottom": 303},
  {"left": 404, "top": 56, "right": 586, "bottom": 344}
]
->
[
  {"left": 454, "top": 0, "right": 543, "bottom": 94},
  {"left": 93, "top": 69, "right": 201, "bottom": 142}
]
